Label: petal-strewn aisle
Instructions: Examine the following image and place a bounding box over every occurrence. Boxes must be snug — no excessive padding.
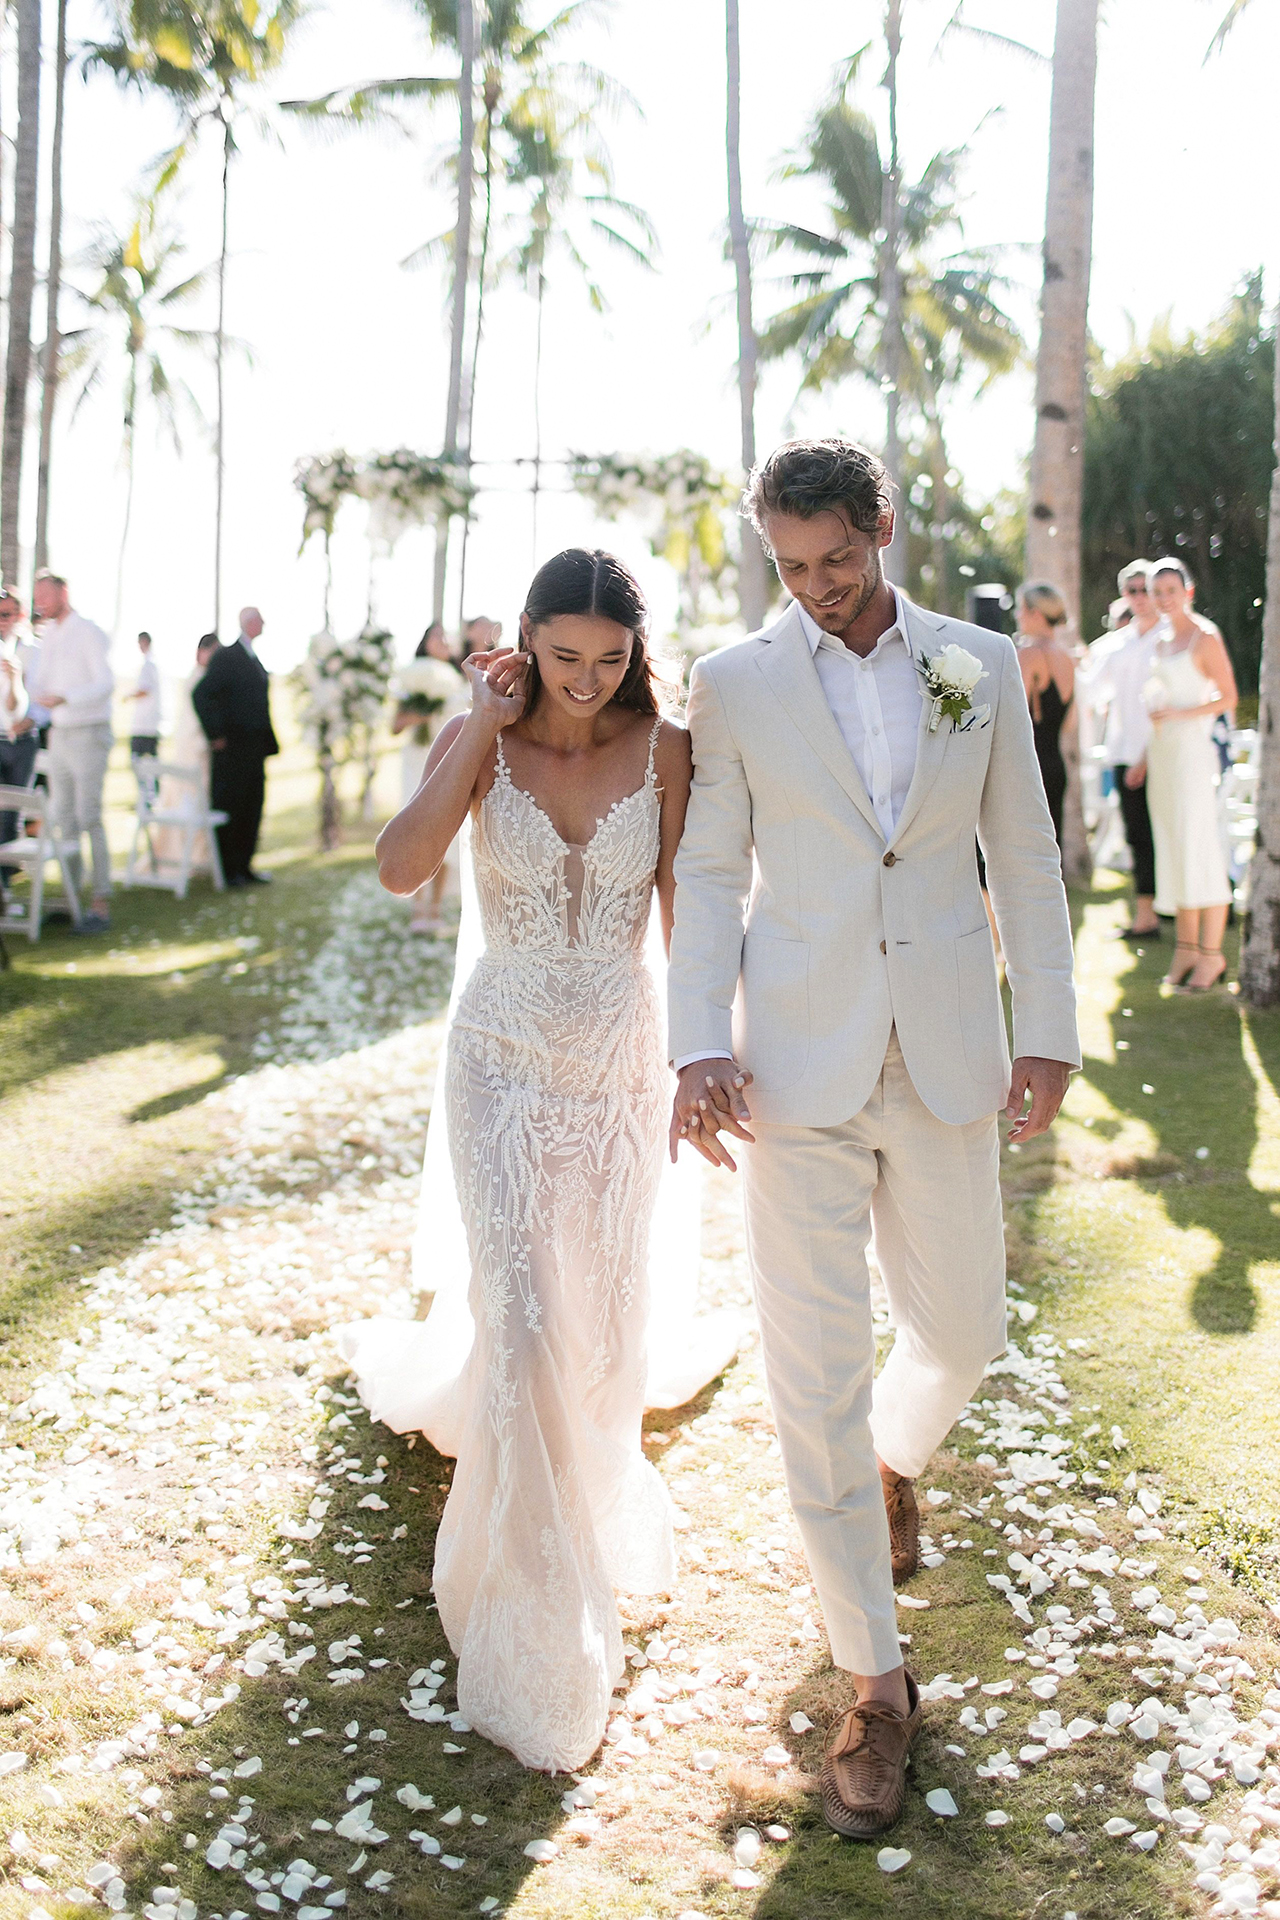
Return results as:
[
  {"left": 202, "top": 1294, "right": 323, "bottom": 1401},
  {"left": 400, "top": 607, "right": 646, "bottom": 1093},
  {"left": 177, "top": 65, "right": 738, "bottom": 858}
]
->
[{"left": 1, "top": 872, "right": 1277, "bottom": 1920}]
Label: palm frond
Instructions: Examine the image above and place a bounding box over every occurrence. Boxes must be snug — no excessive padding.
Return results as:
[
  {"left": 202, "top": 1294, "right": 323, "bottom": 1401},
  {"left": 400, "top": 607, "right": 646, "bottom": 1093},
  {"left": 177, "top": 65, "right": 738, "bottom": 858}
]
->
[{"left": 1206, "top": 0, "right": 1255, "bottom": 57}]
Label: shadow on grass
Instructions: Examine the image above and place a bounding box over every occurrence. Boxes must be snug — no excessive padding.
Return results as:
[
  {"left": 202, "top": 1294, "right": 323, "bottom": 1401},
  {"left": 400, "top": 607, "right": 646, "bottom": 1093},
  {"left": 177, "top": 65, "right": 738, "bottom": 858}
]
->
[
  {"left": 128, "top": 1072, "right": 231, "bottom": 1125},
  {"left": 1074, "top": 909, "right": 1280, "bottom": 1337}
]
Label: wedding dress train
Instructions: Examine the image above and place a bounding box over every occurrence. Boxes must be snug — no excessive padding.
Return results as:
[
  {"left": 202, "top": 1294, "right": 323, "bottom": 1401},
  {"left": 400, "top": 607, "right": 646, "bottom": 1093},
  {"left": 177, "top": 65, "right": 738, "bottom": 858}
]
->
[{"left": 336, "top": 721, "right": 738, "bottom": 1771}]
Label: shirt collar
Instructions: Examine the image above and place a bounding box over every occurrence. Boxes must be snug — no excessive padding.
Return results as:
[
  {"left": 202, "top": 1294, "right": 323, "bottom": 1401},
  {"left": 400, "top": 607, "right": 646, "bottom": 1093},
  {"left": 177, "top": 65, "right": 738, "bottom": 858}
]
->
[{"left": 796, "top": 586, "right": 911, "bottom": 661}]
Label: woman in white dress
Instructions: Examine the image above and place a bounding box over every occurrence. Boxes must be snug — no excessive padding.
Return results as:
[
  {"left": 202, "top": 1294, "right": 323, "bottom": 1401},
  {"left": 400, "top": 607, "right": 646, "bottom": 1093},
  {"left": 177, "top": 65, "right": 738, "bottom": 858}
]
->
[
  {"left": 389, "top": 623, "right": 468, "bottom": 935},
  {"left": 1145, "top": 559, "right": 1238, "bottom": 990},
  {"left": 358, "top": 549, "right": 705, "bottom": 1772},
  {"left": 155, "top": 632, "right": 219, "bottom": 869}
]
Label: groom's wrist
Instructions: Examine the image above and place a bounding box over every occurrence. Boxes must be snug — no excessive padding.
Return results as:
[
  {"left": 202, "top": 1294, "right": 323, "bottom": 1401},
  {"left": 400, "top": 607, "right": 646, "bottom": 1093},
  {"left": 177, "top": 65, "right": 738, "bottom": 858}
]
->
[{"left": 672, "top": 1049, "right": 734, "bottom": 1072}]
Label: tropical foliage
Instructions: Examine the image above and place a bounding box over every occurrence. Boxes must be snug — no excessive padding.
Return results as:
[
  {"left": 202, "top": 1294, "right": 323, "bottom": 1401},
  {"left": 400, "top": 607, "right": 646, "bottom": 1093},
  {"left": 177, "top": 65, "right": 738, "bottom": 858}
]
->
[
  {"left": 755, "top": 67, "right": 1023, "bottom": 613},
  {"left": 568, "top": 450, "right": 741, "bottom": 632},
  {"left": 294, "top": 451, "right": 475, "bottom": 551},
  {"left": 1082, "top": 277, "right": 1274, "bottom": 685}
]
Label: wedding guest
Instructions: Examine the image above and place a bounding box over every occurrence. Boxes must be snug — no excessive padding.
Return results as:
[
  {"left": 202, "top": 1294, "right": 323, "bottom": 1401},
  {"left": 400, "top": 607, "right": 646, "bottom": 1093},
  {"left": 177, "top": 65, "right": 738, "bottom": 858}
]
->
[
  {"left": 1014, "top": 581, "right": 1075, "bottom": 848},
  {"left": 0, "top": 601, "right": 31, "bottom": 903},
  {"left": 389, "top": 623, "right": 468, "bottom": 935},
  {"left": 30, "top": 570, "right": 114, "bottom": 933},
  {"left": 1079, "top": 562, "right": 1163, "bottom": 939},
  {"left": 461, "top": 615, "right": 502, "bottom": 660},
  {"left": 192, "top": 606, "right": 279, "bottom": 888},
  {"left": 127, "top": 631, "right": 162, "bottom": 759},
  {"left": 156, "top": 633, "right": 220, "bottom": 871},
  {"left": 1, "top": 589, "right": 49, "bottom": 747},
  {"left": 1145, "top": 558, "right": 1237, "bottom": 990}
]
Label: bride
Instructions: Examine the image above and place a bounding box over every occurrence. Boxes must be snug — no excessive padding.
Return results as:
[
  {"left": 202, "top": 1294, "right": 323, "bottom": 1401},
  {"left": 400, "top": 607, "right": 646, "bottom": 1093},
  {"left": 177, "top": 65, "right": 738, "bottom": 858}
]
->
[{"left": 342, "top": 548, "right": 729, "bottom": 1773}]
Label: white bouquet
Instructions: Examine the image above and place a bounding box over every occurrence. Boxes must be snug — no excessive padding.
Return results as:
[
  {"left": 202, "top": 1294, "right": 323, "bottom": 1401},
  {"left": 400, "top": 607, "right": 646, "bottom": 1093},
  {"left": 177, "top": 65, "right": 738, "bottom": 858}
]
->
[{"left": 389, "top": 657, "right": 462, "bottom": 709}]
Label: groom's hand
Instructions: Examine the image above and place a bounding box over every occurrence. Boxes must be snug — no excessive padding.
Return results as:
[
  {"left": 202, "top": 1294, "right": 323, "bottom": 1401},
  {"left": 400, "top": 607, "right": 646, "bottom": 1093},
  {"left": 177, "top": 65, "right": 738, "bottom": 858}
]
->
[
  {"left": 1005, "top": 1056, "right": 1072, "bottom": 1142},
  {"left": 670, "top": 1060, "right": 755, "bottom": 1171}
]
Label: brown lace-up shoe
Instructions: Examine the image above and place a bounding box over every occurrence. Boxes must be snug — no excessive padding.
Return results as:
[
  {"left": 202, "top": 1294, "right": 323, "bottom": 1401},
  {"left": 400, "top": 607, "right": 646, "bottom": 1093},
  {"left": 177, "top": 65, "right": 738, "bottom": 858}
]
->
[
  {"left": 882, "top": 1469, "right": 919, "bottom": 1586},
  {"left": 821, "top": 1673, "right": 922, "bottom": 1839}
]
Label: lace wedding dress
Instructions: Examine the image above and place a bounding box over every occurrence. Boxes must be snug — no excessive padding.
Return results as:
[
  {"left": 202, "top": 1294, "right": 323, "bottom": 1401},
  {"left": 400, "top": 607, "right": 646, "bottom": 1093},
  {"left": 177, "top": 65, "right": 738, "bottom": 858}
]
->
[{"left": 337, "top": 720, "right": 737, "bottom": 1771}]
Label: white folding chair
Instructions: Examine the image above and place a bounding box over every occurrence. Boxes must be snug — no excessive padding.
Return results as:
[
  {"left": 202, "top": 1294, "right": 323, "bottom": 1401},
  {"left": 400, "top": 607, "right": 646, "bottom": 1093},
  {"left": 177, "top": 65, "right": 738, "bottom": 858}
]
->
[
  {"left": 124, "top": 760, "right": 227, "bottom": 899},
  {"left": 0, "top": 782, "right": 82, "bottom": 938}
]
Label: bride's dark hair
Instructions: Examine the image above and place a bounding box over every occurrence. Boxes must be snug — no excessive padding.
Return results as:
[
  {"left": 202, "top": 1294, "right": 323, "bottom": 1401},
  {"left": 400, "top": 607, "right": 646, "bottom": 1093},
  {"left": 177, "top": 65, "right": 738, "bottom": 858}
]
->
[{"left": 520, "top": 547, "right": 658, "bottom": 716}]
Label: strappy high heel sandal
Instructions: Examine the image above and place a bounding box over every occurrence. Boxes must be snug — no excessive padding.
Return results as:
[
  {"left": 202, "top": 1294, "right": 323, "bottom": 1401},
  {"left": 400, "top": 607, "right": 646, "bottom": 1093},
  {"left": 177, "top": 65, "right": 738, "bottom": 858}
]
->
[
  {"left": 1182, "top": 946, "right": 1227, "bottom": 992},
  {"left": 1163, "top": 942, "right": 1199, "bottom": 988}
]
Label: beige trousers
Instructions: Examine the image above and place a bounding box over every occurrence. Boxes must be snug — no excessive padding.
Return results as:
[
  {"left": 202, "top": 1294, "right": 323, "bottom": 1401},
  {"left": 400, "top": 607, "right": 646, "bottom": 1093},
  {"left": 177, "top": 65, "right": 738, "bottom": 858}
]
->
[{"left": 741, "top": 1028, "right": 1007, "bottom": 1676}]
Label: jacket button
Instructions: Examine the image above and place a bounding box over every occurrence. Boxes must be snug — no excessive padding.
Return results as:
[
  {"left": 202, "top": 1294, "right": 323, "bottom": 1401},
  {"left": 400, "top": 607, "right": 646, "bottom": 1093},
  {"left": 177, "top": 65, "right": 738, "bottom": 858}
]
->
[
  {"left": 883, "top": 851, "right": 897, "bottom": 867},
  {"left": 879, "top": 940, "right": 887, "bottom": 955}
]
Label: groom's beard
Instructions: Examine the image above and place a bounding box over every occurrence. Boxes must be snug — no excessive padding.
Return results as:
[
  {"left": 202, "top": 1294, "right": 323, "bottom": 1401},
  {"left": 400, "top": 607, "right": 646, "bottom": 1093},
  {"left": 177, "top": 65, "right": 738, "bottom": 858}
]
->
[{"left": 806, "top": 562, "right": 884, "bottom": 639}]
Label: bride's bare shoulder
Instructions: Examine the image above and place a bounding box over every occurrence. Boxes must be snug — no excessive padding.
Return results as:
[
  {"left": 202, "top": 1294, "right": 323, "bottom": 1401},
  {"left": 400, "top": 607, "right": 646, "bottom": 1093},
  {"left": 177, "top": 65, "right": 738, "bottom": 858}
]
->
[{"left": 652, "top": 715, "right": 692, "bottom": 780}]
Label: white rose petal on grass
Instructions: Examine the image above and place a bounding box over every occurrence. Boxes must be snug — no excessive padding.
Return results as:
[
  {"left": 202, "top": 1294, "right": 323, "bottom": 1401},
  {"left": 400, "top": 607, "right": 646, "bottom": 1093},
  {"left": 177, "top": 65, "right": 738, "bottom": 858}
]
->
[
  {"left": 1045, "top": 1814, "right": 1066, "bottom": 1834},
  {"left": 1130, "top": 1831, "right": 1159, "bottom": 1853},
  {"left": 876, "top": 1846, "right": 912, "bottom": 1873},
  {"left": 439, "top": 1855, "right": 465, "bottom": 1871},
  {"left": 760, "top": 1745, "right": 792, "bottom": 1767},
  {"left": 789, "top": 1713, "right": 814, "bottom": 1734},
  {"left": 523, "top": 1839, "right": 559, "bottom": 1863},
  {"left": 925, "top": 1789, "right": 958, "bottom": 1817},
  {"left": 731, "top": 1869, "right": 762, "bottom": 1890},
  {"left": 693, "top": 1749, "right": 720, "bottom": 1772},
  {"left": 924, "top": 1489, "right": 952, "bottom": 1508},
  {"left": 1103, "top": 1818, "right": 1137, "bottom": 1837},
  {"left": 439, "top": 1807, "right": 463, "bottom": 1827},
  {"left": 984, "top": 1811, "right": 1010, "bottom": 1828},
  {"left": 733, "top": 1830, "right": 762, "bottom": 1869},
  {"left": 0, "top": 1753, "right": 29, "bottom": 1775}
]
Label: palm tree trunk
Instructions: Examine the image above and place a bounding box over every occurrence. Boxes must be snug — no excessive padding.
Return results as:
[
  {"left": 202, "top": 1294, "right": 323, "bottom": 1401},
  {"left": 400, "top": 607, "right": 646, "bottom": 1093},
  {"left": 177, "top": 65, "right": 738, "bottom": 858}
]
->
[
  {"left": 726, "top": 0, "right": 767, "bottom": 631},
  {"left": 457, "top": 81, "right": 497, "bottom": 630},
  {"left": 213, "top": 107, "right": 231, "bottom": 634},
  {"left": 1027, "top": 0, "right": 1098, "bottom": 883},
  {"left": 880, "top": 0, "right": 907, "bottom": 587},
  {"left": 433, "top": 0, "right": 475, "bottom": 626},
  {"left": 1, "top": 0, "right": 40, "bottom": 585},
  {"left": 1027, "top": 0, "right": 1097, "bottom": 617},
  {"left": 1240, "top": 329, "right": 1280, "bottom": 1006},
  {"left": 33, "top": 0, "right": 67, "bottom": 581},
  {"left": 114, "top": 354, "right": 139, "bottom": 633},
  {"left": 531, "top": 267, "right": 545, "bottom": 563}
]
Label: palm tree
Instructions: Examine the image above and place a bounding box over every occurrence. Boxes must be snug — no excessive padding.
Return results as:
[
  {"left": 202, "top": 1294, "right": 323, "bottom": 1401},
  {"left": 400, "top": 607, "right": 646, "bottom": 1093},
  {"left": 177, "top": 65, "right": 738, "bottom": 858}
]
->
[
  {"left": 34, "top": 0, "right": 70, "bottom": 580},
  {"left": 291, "top": 2, "right": 642, "bottom": 617},
  {"left": 500, "top": 73, "right": 654, "bottom": 557},
  {"left": 64, "top": 195, "right": 217, "bottom": 627},
  {"left": 87, "top": 0, "right": 303, "bottom": 630},
  {"left": 1024, "top": 0, "right": 1099, "bottom": 628},
  {"left": 757, "top": 77, "right": 1023, "bottom": 610},
  {"left": 1206, "top": 0, "right": 1280, "bottom": 1003},
  {"left": 726, "top": 0, "right": 767, "bottom": 630},
  {"left": 2, "top": 0, "right": 41, "bottom": 585}
]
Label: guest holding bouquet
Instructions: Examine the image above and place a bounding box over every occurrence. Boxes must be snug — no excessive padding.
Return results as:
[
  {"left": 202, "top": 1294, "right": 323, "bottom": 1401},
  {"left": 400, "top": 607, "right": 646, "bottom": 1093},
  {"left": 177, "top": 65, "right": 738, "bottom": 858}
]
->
[{"left": 389, "top": 623, "right": 468, "bottom": 935}]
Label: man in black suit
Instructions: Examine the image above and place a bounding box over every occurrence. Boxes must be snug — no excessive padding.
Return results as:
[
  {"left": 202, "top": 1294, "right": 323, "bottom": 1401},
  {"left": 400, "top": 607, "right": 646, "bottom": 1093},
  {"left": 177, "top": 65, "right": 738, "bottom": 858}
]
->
[{"left": 192, "top": 606, "right": 279, "bottom": 887}]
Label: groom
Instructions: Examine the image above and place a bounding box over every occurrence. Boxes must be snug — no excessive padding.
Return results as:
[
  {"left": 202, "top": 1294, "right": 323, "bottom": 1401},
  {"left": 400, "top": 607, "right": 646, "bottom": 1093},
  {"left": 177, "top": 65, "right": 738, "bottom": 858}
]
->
[{"left": 667, "top": 437, "right": 1079, "bottom": 1838}]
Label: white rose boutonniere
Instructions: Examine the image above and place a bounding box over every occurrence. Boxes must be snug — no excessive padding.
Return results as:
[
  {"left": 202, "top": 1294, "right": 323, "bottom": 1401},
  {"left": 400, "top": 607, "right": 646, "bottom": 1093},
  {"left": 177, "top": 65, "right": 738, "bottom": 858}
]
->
[{"left": 919, "top": 644, "right": 988, "bottom": 733}]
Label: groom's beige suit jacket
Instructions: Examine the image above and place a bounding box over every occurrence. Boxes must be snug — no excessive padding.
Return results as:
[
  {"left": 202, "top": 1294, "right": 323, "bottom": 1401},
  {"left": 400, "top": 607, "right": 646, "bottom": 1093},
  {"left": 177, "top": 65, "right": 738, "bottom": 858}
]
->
[{"left": 668, "top": 595, "right": 1081, "bottom": 1128}]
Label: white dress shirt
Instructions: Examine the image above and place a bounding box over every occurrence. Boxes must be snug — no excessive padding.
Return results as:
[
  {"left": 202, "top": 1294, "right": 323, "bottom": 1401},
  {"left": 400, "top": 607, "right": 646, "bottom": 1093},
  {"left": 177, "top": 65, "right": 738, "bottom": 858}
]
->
[
  {"left": 795, "top": 591, "right": 922, "bottom": 840},
  {"left": 675, "top": 589, "right": 922, "bottom": 1070},
  {"left": 32, "top": 611, "right": 114, "bottom": 728},
  {"left": 1079, "top": 620, "right": 1162, "bottom": 768},
  {"left": 1, "top": 636, "right": 29, "bottom": 739},
  {"left": 132, "top": 653, "right": 161, "bottom": 733}
]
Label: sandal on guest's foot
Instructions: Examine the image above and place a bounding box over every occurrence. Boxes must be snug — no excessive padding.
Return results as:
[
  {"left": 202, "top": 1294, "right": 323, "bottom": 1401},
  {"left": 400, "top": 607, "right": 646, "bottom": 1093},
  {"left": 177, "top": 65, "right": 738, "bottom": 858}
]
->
[
  {"left": 1163, "top": 942, "right": 1198, "bottom": 987},
  {"left": 1181, "top": 947, "right": 1227, "bottom": 992},
  {"left": 821, "top": 1674, "right": 922, "bottom": 1839}
]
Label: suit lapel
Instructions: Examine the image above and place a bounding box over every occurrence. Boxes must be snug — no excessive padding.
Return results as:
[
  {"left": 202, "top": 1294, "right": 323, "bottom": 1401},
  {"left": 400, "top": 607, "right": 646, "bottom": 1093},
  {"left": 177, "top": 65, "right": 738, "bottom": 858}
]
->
[
  {"left": 886, "top": 597, "right": 950, "bottom": 849},
  {"left": 756, "top": 605, "right": 882, "bottom": 838}
]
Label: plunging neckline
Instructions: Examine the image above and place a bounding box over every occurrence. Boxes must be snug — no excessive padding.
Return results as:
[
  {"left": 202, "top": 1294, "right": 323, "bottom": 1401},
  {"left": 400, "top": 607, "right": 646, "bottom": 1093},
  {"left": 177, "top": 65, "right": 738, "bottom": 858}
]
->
[
  {"left": 492, "top": 719, "right": 661, "bottom": 853},
  {"left": 498, "top": 765, "right": 652, "bottom": 852}
]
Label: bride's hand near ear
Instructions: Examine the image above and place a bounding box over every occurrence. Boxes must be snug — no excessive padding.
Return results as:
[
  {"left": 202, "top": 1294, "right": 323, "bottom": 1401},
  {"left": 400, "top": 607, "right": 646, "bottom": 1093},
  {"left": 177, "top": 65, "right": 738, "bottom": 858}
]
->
[{"left": 464, "top": 649, "right": 528, "bottom": 730}]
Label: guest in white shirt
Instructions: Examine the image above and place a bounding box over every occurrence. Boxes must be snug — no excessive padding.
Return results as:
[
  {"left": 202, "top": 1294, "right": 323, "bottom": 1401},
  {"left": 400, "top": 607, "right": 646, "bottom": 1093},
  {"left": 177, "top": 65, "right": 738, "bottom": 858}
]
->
[
  {"left": 127, "top": 631, "right": 162, "bottom": 757},
  {"left": 1079, "top": 560, "right": 1163, "bottom": 939},
  {"left": 30, "top": 569, "right": 115, "bottom": 931},
  {"left": 0, "top": 589, "right": 34, "bottom": 901}
]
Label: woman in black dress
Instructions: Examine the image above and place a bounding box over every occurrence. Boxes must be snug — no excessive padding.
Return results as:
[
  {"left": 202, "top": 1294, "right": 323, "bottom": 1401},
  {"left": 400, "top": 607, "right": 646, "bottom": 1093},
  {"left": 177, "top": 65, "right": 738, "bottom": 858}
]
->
[{"left": 1015, "top": 581, "right": 1076, "bottom": 845}]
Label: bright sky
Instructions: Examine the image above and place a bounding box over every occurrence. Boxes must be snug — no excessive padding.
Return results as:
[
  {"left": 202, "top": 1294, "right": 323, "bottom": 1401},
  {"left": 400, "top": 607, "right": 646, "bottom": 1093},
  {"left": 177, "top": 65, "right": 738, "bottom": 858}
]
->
[{"left": 32, "top": 0, "right": 1279, "bottom": 701}]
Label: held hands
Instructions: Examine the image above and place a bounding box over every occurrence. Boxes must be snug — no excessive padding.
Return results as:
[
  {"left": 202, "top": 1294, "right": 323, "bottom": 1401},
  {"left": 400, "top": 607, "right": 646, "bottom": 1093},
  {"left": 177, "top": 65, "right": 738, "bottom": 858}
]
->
[
  {"left": 670, "top": 1060, "right": 755, "bottom": 1172},
  {"left": 1005, "top": 1056, "right": 1072, "bottom": 1142},
  {"left": 1123, "top": 760, "right": 1147, "bottom": 789},
  {"left": 464, "top": 648, "right": 528, "bottom": 734}
]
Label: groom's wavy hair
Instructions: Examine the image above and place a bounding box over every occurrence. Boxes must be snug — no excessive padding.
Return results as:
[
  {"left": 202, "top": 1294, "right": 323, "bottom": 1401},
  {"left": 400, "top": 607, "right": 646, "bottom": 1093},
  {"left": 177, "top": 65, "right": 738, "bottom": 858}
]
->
[
  {"left": 520, "top": 547, "right": 659, "bottom": 716},
  {"left": 743, "top": 437, "right": 895, "bottom": 548}
]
